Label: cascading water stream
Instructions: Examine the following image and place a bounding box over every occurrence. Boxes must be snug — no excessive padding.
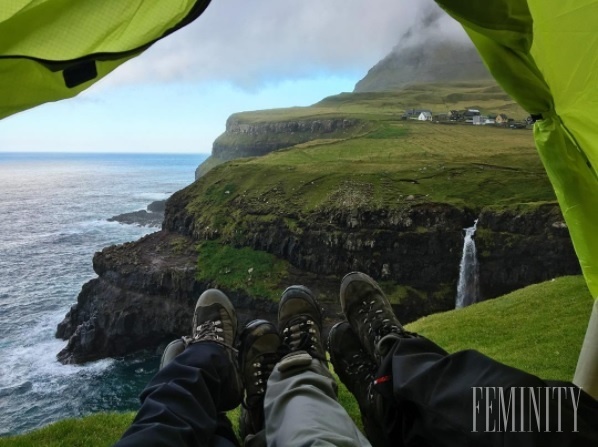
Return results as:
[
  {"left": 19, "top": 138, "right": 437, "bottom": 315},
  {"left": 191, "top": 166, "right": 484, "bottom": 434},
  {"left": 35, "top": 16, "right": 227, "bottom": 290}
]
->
[{"left": 455, "top": 219, "right": 480, "bottom": 308}]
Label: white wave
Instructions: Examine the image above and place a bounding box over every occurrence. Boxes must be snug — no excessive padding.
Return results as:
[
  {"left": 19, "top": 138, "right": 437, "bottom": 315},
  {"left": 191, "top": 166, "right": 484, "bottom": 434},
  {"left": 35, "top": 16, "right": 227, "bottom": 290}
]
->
[{"left": 134, "top": 192, "right": 171, "bottom": 201}]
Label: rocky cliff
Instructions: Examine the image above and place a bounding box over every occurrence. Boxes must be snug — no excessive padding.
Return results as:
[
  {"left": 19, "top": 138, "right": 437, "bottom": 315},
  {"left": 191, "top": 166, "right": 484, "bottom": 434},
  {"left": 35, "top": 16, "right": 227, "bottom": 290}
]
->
[
  {"left": 55, "top": 231, "right": 278, "bottom": 364},
  {"left": 195, "top": 116, "right": 363, "bottom": 179},
  {"left": 214, "top": 116, "right": 361, "bottom": 160},
  {"left": 56, "top": 198, "right": 579, "bottom": 364}
]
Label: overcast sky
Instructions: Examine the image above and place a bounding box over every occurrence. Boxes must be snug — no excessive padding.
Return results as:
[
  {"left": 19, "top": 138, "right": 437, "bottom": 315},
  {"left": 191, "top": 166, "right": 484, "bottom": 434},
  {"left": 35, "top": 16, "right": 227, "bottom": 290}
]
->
[{"left": 0, "top": 0, "right": 466, "bottom": 154}]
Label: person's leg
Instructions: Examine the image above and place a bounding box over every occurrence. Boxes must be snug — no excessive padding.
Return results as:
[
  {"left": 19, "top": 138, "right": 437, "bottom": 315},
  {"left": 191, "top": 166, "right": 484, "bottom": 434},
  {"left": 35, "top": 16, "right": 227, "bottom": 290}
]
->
[
  {"left": 263, "top": 285, "right": 371, "bottom": 447},
  {"left": 115, "top": 289, "right": 242, "bottom": 447},
  {"left": 338, "top": 271, "right": 598, "bottom": 447}
]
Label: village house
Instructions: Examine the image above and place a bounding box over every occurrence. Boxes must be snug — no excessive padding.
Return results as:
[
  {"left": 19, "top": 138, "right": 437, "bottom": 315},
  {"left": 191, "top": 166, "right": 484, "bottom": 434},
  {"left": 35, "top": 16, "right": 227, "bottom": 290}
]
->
[
  {"left": 463, "top": 109, "right": 481, "bottom": 123},
  {"left": 496, "top": 113, "right": 509, "bottom": 125},
  {"left": 403, "top": 109, "right": 433, "bottom": 120},
  {"left": 418, "top": 111, "right": 433, "bottom": 121}
]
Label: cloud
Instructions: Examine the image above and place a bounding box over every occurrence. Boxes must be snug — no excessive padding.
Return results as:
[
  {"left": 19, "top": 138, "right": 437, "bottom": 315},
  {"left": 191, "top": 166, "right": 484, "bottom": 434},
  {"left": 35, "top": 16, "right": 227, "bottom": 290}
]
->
[{"left": 103, "top": 0, "right": 467, "bottom": 89}]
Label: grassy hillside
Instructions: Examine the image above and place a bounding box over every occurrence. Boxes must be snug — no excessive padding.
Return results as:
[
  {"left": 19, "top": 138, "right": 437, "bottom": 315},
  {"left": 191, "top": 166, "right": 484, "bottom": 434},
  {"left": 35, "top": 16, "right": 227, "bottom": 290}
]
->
[
  {"left": 199, "top": 80, "right": 530, "bottom": 177},
  {"left": 2, "top": 276, "right": 592, "bottom": 446},
  {"left": 189, "top": 81, "right": 546, "bottom": 237},
  {"left": 185, "top": 88, "right": 553, "bottom": 302},
  {"left": 184, "top": 118, "right": 551, "bottom": 238},
  {"left": 229, "top": 81, "right": 527, "bottom": 124}
]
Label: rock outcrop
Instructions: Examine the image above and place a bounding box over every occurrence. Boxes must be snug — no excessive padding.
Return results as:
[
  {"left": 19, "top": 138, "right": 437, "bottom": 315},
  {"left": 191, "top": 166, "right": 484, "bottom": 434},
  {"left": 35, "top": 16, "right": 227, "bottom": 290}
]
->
[
  {"left": 56, "top": 231, "right": 278, "bottom": 364},
  {"left": 107, "top": 200, "right": 167, "bottom": 227}
]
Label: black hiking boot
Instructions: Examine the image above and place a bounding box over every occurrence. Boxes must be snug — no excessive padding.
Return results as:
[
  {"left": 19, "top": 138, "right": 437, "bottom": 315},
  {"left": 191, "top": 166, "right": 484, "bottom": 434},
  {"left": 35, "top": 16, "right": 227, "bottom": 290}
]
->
[
  {"left": 183, "top": 288, "right": 242, "bottom": 411},
  {"left": 238, "top": 319, "right": 282, "bottom": 440},
  {"left": 328, "top": 321, "right": 392, "bottom": 447},
  {"left": 340, "top": 272, "right": 416, "bottom": 361},
  {"left": 278, "top": 285, "right": 326, "bottom": 362}
]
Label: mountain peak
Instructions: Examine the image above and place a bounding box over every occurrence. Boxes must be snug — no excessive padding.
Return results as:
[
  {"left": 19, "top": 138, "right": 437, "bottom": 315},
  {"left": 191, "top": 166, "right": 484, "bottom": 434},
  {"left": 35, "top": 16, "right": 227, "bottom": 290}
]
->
[{"left": 355, "top": 31, "right": 491, "bottom": 92}]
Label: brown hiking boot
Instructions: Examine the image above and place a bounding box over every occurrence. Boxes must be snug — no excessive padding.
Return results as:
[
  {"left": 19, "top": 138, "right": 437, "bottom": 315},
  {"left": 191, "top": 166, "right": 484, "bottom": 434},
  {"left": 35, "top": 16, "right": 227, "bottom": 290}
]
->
[
  {"left": 328, "top": 321, "right": 392, "bottom": 447},
  {"left": 340, "top": 272, "right": 416, "bottom": 361},
  {"left": 238, "top": 319, "right": 282, "bottom": 439},
  {"left": 183, "top": 288, "right": 242, "bottom": 411},
  {"left": 278, "top": 285, "right": 326, "bottom": 361}
]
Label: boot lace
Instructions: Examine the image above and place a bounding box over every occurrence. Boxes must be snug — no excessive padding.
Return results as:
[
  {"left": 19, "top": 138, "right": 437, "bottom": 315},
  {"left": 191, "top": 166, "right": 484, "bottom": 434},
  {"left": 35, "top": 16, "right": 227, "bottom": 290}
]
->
[
  {"left": 282, "top": 318, "right": 324, "bottom": 359},
  {"left": 341, "top": 350, "right": 378, "bottom": 405},
  {"left": 184, "top": 320, "right": 236, "bottom": 351},
  {"left": 358, "top": 299, "right": 404, "bottom": 347},
  {"left": 243, "top": 352, "right": 280, "bottom": 407}
]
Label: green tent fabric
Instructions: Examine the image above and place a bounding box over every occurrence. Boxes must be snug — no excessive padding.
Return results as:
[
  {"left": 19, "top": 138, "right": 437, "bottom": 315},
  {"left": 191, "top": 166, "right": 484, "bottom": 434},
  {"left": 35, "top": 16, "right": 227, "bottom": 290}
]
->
[
  {"left": 434, "top": 0, "right": 598, "bottom": 398},
  {"left": 0, "top": 0, "right": 211, "bottom": 120}
]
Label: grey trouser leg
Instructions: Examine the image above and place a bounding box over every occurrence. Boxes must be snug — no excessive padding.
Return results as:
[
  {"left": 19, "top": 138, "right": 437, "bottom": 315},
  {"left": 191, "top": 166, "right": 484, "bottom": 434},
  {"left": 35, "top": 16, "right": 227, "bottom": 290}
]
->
[{"left": 263, "top": 351, "right": 372, "bottom": 447}]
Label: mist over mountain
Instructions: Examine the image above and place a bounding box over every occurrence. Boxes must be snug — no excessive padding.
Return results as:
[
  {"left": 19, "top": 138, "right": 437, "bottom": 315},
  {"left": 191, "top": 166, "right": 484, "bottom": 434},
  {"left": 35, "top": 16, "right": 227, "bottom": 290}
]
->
[{"left": 354, "top": 9, "right": 491, "bottom": 92}]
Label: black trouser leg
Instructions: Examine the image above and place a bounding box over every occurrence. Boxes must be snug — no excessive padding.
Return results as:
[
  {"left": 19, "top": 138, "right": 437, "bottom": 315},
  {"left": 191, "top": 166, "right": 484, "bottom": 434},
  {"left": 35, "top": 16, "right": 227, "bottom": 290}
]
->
[
  {"left": 374, "top": 337, "right": 598, "bottom": 447},
  {"left": 115, "top": 342, "right": 240, "bottom": 447}
]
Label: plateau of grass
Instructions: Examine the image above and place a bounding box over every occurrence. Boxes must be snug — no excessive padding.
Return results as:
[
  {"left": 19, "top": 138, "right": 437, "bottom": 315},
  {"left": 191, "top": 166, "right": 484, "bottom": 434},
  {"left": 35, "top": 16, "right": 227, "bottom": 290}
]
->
[
  {"left": 2, "top": 276, "right": 592, "bottom": 446},
  {"left": 188, "top": 80, "right": 548, "bottom": 242},
  {"left": 181, "top": 118, "right": 553, "bottom": 241}
]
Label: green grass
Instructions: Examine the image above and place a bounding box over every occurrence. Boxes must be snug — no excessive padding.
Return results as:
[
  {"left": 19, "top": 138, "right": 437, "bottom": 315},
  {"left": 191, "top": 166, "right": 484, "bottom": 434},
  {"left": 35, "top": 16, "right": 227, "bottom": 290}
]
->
[
  {"left": 195, "top": 155, "right": 227, "bottom": 179},
  {"left": 2, "top": 276, "right": 592, "bottom": 446},
  {"left": 0, "top": 413, "right": 135, "bottom": 447},
  {"left": 179, "top": 119, "right": 552, "bottom": 242},
  {"left": 196, "top": 240, "right": 290, "bottom": 300},
  {"left": 407, "top": 276, "right": 593, "bottom": 380},
  {"left": 190, "top": 81, "right": 548, "bottom": 243}
]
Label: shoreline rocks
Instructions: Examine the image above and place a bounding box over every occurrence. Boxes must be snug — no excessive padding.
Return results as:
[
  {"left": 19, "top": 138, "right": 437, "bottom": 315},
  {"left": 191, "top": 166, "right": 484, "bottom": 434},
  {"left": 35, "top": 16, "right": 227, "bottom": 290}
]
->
[{"left": 107, "top": 199, "right": 167, "bottom": 227}]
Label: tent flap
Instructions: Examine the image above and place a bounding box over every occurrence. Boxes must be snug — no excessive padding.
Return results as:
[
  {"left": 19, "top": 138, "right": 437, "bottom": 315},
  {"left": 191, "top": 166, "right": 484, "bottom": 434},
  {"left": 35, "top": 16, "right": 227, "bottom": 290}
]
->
[
  {"left": 0, "top": 0, "right": 211, "bottom": 120},
  {"left": 435, "top": 0, "right": 598, "bottom": 397}
]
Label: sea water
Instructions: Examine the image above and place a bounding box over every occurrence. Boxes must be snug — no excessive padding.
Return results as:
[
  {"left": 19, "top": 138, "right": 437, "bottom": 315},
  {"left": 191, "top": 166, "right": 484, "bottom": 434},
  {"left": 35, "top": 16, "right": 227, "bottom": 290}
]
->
[{"left": 0, "top": 152, "right": 206, "bottom": 436}]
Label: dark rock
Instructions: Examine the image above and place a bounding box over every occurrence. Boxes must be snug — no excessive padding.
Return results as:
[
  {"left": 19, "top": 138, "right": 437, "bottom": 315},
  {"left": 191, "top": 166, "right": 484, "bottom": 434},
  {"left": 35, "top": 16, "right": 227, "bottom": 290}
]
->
[
  {"left": 108, "top": 210, "right": 163, "bottom": 227},
  {"left": 55, "top": 231, "right": 278, "bottom": 364},
  {"left": 476, "top": 204, "right": 580, "bottom": 299},
  {"left": 147, "top": 199, "right": 167, "bottom": 213}
]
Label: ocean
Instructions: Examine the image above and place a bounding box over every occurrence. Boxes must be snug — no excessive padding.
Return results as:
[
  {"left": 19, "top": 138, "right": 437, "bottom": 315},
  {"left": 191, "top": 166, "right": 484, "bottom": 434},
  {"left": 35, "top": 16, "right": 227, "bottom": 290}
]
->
[{"left": 0, "top": 152, "right": 206, "bottom": 437}]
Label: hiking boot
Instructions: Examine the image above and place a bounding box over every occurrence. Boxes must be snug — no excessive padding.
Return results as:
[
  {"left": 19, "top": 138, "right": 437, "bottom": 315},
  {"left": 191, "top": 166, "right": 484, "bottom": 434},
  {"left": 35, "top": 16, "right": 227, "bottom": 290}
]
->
[
  {"left": 328, "top": 321, "right": 391, "bottom": 447},
  {"left": 278, "top": 285, "right": 326, "bottom": 361},
  {"left": 238, "top": 319, "right": 282, "bottom": 439},
  {"left": 159, "top": 338, "right": 185, "bottom": 370},
  {"left": 340, "top": 272, "right": 415, "bottom": 360},
  {"left": 183, "top": 288, "right": 242, "bottom": 411}
]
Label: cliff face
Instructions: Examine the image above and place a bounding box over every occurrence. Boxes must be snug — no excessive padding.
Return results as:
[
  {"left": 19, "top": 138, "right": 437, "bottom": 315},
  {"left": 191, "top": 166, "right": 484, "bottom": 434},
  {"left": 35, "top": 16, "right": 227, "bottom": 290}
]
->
[
  {"left": 55, "top": 231, "right": 278, "bottom": 364},
  {"left": 195, "top": 117, "right": 362, "bottom": 179},
  {"left": 213, "top": 116, "right": 360, "bottom": 160},
  {"left": 476, "top": 204, "right": 580, "bottom": 297},
  {"left": 56, "top": 198, "right": 580, "bottom": 364}
]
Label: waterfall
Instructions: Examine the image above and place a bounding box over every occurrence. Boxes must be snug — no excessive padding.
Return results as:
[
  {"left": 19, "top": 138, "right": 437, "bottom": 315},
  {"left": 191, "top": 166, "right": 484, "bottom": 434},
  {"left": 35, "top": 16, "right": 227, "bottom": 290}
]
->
[{"left": 455, "top": 220, "right": 480, "bottom": 309}]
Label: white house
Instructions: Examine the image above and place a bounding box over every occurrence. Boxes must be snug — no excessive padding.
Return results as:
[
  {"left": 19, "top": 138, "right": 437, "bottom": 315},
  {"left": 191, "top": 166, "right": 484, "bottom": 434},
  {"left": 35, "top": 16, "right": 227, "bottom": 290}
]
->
[
  {"left": 473, "top": 115, "right": 485, "bottom": 125},
  {"left": 418, "top": 111, "right": 432, "bottom": 121}
]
